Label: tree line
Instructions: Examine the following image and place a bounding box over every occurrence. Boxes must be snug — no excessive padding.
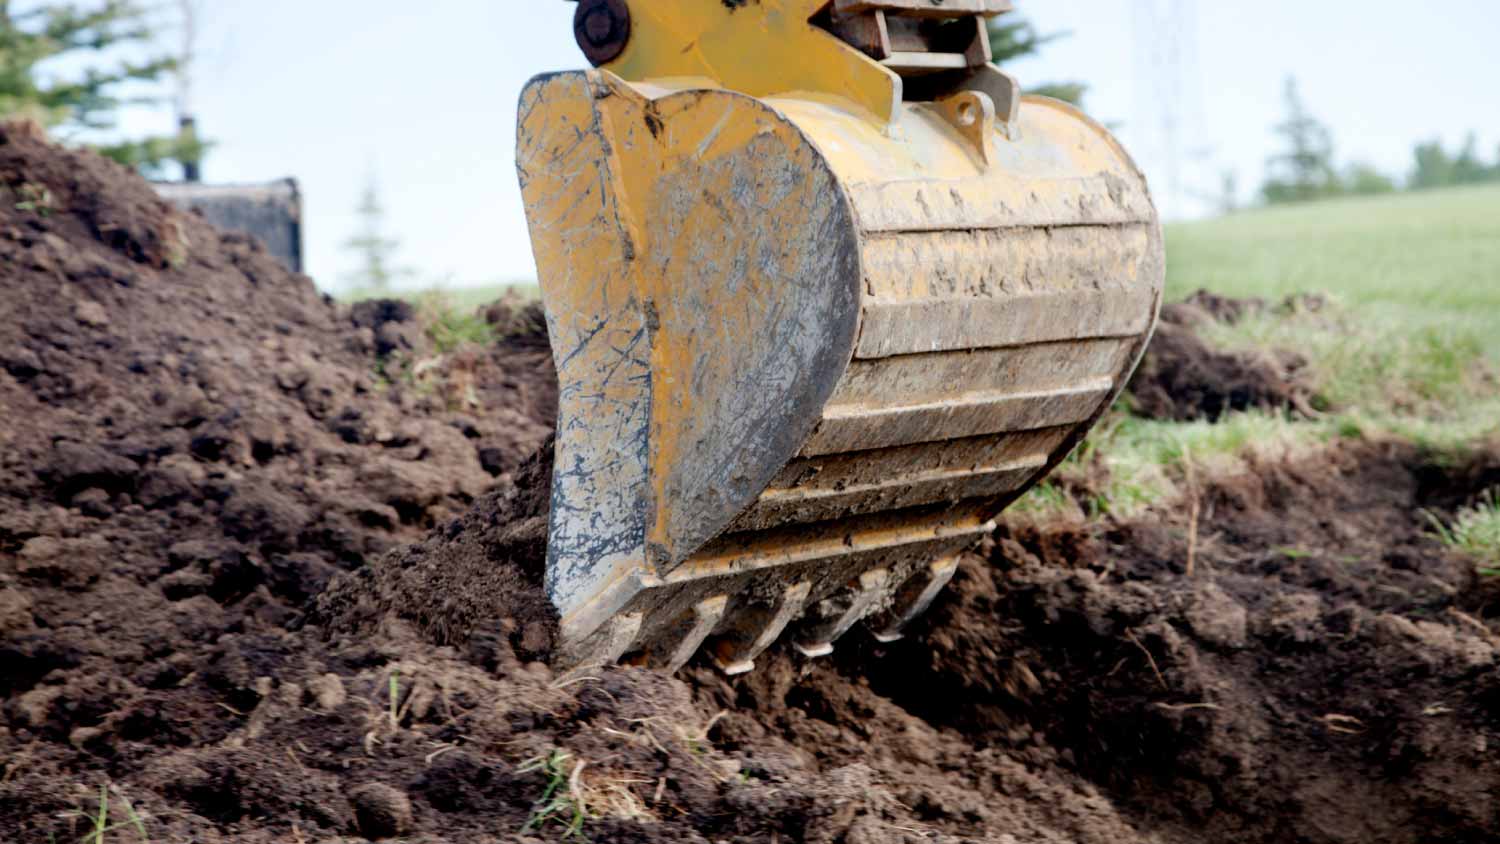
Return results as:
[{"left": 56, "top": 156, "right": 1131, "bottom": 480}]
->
[{"left": 1262, "top": 77, "right": 1499, "bottom": 205}]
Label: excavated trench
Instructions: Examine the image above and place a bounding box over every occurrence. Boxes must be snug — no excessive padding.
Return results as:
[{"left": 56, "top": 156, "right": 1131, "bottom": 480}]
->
[{"left": 3, "top": 122, "right": 1499, "bottom": 843}]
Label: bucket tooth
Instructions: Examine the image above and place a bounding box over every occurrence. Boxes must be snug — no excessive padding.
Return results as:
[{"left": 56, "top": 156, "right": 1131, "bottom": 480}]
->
[
  {"left": 869, "top": 556, "right": 960, "bottom": 643},
  {"left": 710, "top": 582, "right": 812, "bottom": 676},
  {"left": 793, "top": 568, "right": 891, "bottom": 658},
  {"left": 594, "top": 612, "right": 644, "bottom": 667},
  {"left": 653, "top": 595, "right": 730, "bottom": 673}
]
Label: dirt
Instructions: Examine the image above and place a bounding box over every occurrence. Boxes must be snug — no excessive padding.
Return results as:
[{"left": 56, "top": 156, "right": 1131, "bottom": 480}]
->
[
  {"left": 314, "top": 439, "right": 559, "bottom": 660},
  {"left": 835, "top": 440, "right": 1500, "bottom": 843},
  {"left": 5, "top": 123, "right": 1500, "bottom": 843},
  {"left": 1128, "top": 290, "right": 1319, "bottom": 422}
]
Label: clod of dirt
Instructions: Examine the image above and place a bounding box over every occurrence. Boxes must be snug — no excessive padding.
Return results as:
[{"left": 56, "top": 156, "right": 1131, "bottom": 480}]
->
[
  {"left": 349, "top": 782, "right": 414, "bottom": 839},
  {"left": 315, "top": 439, "right": 558, "bottom": 661},
  {"left": 1129, "top": 290, "right": 1316, "bottom": 421},
  {"left": 306, "top": 671, "right": 347, "bottom": 710},
  {"left": 350, "top": 298, "right": 423, "bottom": 358},
  {"left": 0, "top": 585, "right": 34, "bottom": 633}
]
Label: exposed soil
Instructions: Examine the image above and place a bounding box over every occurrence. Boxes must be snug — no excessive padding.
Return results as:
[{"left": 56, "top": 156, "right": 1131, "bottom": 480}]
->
[
  {"left": 1128, "top": 290, "right": 1318, "bottom": 422},
  {"left": 803, "top": 439, "right": 1500, "bottom": 844},
  {"left": 5, "top": 123, "right": 1500, "bottom": 843}
]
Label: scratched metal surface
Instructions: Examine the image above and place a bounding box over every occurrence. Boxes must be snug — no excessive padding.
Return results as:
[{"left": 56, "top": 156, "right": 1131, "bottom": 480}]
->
[
  {"left": 517, "top": 72, "right": 653, "bottom": 628},
  {"left": 634, "top": 92, "right": 862, "bottom": 569},
  {"left": 518, "top": 71, "right": 862, "bottom": 649}
]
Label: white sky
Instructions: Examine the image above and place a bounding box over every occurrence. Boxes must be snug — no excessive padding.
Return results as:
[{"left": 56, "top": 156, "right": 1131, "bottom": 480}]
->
[{"left": 85, "top": 1, "right": 1500, "bottom": 292}]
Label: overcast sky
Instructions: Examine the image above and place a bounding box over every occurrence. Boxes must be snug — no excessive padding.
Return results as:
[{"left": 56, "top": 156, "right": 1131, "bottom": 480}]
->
[{"left": 90, "top": 0, "right": 1500, "bottom": 292}]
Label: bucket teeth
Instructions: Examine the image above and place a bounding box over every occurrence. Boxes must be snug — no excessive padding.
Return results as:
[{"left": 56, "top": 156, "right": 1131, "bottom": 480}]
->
[
  {"left": 793, "top": 568, "right": 891, "bottom": 658},
  {"left": 710, "top": 581, "right": 812, "bottom": 676},
  {"left": 653, "top": 595, "right": 730, "bottom": 673},
  {"left": 869, "top": 556, "right": 960, "bottom": 643}
]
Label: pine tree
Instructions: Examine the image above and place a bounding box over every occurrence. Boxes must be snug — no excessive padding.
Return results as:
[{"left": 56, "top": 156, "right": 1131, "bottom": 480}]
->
[
  {"left": 343, "top": 176, "right": 409, "bottom": 293},
  {"left": 1261, "top": 78, "right": 1340, "bottom": 204},
  {"left": 987, "top": 17, "right": 1086, "bottom": 106},
  {"left": 0, "top": 1, "right": 203, "bottom": 176}
]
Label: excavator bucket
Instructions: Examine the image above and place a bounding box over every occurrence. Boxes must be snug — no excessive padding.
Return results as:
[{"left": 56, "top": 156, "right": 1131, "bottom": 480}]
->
[{"left": 518, "top": 0, "right": 1164, "bottom": 672}]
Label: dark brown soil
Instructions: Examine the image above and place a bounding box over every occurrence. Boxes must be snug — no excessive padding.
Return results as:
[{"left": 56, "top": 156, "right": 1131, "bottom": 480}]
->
[
  {"left": 798, "top": 439, "right": 1500, "bottom": 844},
  {"left": 0, "top": 121, "right": 555, "bottom": 840},
  {"left": 1128, "top": 290, "right": 1318, "bottom": 422},
  {"left": 314, "top": 438, "right": 559, "bottom": 661},
  {"left": 5, "top": 123, "right": 1500, "bottom": 844}
]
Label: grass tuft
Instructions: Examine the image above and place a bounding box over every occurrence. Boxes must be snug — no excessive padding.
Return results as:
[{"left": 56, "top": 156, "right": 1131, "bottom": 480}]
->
[
  {"left": 122, "top": 800, "right": 146, "bottom": 843},
  {"left": 66, "top": 784, "right": 150, "bottom": 844},
  {"left": 91, "top": 785, "right": 107, "bottom": 844},
  {"left": 388, "top": 671, "right": 400, "bottom": 730},
  {"left": 1428, "top": 490, "right": 1500, "bottom": 576},
  {"left": 1021, "top": 407, "right": 1322, "bottom": 520},
  {"left": 12, "top": 182, "right": 54, "bottom": 216},
  {"left": 412, "top": 291, "right": 498, "bottom": 354},
  {"left": 519, "top": 750, "right": 589, "bottom": 838}
]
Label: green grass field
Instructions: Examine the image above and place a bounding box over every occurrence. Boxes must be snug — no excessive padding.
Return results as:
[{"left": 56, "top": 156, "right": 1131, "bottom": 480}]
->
[
  {"left": 1168, "top": 183, "right": 1500, "bottom": 363},
  {"left": 1167, "top": 184, "right": 1500, "bottom": 309},
  {"left": 1169, "top": 183, "right": 1499, "bottom": 416},
  {"left": 1170, "top": 184, "right": 1500, "bottom": 440}
]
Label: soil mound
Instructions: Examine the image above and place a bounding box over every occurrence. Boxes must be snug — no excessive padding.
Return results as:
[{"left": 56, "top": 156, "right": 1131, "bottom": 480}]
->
[
  {"left": 0, "top": 123, "right": 558, "bottom": 839},
  {"left": 0, "top": 118, "right": 555, "bottom": 542},
  {"left": 1129, "top": 290, "right": 1316, "bottom": 421},
  {"left": 700, "top": 440, "right": 1500, "bottom": 844},
  {"left": 315, "top": 439, "right": 558, "bottom": 661}
]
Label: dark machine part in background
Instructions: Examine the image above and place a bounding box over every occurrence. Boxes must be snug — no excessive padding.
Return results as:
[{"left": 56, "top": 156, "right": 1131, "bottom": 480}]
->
[{"left": 155, "top": 179, "right": 304, "bottom": 274}]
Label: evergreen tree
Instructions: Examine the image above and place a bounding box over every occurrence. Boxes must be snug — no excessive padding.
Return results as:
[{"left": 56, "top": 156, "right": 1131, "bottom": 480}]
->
[
  {"left": 343, "top": 176, "right": 410, "bottom": 293},
  {"left": 987, "top": 17, "right": 1085, "bottom": 106},
  {"left": 0, "top": 1, "right": 203, "bottom": 176},
  {"left": 1261, "top": 78, "right": 1340, "bottom": 204}
]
